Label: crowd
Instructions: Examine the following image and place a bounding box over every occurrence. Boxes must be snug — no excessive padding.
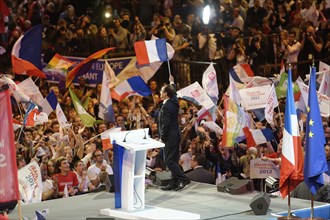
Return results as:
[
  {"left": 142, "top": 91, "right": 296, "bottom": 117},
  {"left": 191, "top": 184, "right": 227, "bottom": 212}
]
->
[{"left": 0, "top": 0, "right": 329, "bottom": 203}]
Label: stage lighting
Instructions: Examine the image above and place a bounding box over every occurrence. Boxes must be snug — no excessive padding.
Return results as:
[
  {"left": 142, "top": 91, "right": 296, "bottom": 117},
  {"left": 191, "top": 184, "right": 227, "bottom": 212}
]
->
[
  {"left": 265, "top": 176, "right": 279, "bottom": 192},
  {"left": 202, "top": 5, "right": 210, "bottom": 25},
  {"left": 105, "top": 12, "right": 111, "bottom": 18}
]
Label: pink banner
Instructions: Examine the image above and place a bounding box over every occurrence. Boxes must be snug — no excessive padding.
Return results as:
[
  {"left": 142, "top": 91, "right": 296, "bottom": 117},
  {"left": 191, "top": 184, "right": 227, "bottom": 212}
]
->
[{"left": 0, "top": 90, "right": 19, "bottom": 204}]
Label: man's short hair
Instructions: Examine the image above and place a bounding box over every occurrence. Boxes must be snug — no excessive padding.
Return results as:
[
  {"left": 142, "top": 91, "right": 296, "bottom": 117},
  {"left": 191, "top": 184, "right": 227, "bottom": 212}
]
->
[
  {"left": 193, "top": 153, "right": 205, "bottom": 166},
  {"left": 55, "top": 156, "right": 67, "bottom": 173},
  {"left": 162, "top": 84, "right": 175, "bottom": 98}
]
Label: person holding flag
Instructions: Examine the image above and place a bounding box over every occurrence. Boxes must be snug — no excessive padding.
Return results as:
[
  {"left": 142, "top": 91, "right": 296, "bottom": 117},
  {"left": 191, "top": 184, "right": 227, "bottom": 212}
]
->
[{"left": 158, "top": 75, "right": 190, "bottom": 191}]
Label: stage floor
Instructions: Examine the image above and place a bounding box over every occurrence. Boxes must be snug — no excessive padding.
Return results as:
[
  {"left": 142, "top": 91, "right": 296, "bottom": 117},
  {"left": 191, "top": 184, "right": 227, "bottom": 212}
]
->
[{"left": 8, "top": 182, "right": 328, "bottom": 220}]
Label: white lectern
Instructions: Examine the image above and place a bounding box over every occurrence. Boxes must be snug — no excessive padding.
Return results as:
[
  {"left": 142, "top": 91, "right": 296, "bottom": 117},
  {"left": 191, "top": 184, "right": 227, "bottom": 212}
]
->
[{"left": 100, "top": 129, "right": 200, "bottom": 219}]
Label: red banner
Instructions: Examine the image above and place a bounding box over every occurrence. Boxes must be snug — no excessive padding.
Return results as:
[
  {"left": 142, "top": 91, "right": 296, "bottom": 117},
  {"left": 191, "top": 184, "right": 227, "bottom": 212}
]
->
[{"left": 0, "top": 90, "right": 19, "bottom": 204}]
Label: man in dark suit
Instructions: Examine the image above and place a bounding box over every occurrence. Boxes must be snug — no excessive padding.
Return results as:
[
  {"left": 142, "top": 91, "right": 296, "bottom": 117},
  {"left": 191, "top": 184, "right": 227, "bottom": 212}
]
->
[
  {"left": 187, "top": 153, "right": 215, "bottom": 184},
  {"left": 158, "top": 75, "right": 190, "bottom": 191}
]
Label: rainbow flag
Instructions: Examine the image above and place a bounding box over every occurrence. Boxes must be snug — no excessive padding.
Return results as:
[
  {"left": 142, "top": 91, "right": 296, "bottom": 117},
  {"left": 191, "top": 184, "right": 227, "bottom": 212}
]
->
[
  {"left": 66, "top": 47, "right": 114, "bottom": 87},
  {"left": 222, "top": 96, "right": 251, "bottom": 147},
  {"left": 45, "top": 53, "right": 75, "bottom": 72}
]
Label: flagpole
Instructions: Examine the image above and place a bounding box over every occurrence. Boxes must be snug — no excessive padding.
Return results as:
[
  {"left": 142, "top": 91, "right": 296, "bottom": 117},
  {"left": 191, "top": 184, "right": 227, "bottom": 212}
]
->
[
  {"left": 17, "top": 199, "right": 22, "bottom": 220},
  {"left": 84, "top": 132, "right": 101, "bottom": 145},
  {"left": 83, "top": 127, "right": 115, "bottom": 145},
  {"left": 277, "top": 106, "right": 283, "bottom": 126},
  {"left": 167, "top": 60, "right": 172, "bottom": 78},
  {"left": 287, "top": 180, "right": 292, "bottom": 218},
  {"left": 311, "top": 193, "right": 314, "bottom": 219}
]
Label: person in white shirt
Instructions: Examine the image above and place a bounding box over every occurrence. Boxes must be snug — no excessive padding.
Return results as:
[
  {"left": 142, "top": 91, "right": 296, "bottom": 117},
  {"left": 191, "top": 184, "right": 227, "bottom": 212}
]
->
[
  {"left": 74, "top": 160, "right": 95, "bottom": 192},
  {"left": 87, "top": 149, "right": 113, "bottom": 188},
  {"left": 283, "top": 30, "right": 301, "bottom": 63}
]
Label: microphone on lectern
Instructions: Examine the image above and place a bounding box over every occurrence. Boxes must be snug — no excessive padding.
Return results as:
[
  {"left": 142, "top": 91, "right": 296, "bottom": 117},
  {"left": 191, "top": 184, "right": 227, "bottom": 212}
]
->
[
  {"left": 123, "top": 130, "right": 132, "bottom": 142},
  {"left": 143, "top": 129, "right": 147, "bottom": 139}
]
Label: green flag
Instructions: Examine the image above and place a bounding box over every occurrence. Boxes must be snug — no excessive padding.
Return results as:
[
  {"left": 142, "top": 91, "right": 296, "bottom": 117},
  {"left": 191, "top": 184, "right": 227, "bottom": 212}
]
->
[
  {"left": 275, "top": 72, "right": 300, "bottom": 99},
  {"left": 69, "top": 88, "right": 96, "bottom": 127}
]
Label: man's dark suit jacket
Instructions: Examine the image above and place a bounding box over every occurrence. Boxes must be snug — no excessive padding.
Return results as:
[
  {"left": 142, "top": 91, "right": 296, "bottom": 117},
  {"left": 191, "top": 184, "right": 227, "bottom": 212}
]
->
[
  {"left": 158, "top": 95, "right": 180, "bottom": 147},
  {"left": 187, "top": 167, "right": 216, "bottom": 184}
]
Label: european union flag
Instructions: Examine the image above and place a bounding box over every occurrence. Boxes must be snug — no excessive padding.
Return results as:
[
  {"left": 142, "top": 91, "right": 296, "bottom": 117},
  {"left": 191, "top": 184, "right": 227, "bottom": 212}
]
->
[{"left": 304, "top": 66, "right": 328, "bottom": 194}]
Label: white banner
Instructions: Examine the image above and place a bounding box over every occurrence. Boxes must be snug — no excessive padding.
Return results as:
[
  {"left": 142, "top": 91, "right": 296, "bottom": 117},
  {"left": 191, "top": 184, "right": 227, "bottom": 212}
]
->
[
  {"left": 202, "top": 63, "right": 219, "bottom": 101},
  {"left": 319, "top": 70, "right": 330, "bottom": 97},
  {"left": 17, "top": 78, "right": 44, "bottom": 105},
  {"left": 239, "top": 85, "right": 271, "bottom": 110},
  {"left": 250, "top": 158, "right": 280, "bottom": 179},
  {"left": 18, "top": 161, "right": 43, "bottom": 203},
  {"left": 177, "top": 82, "right": 215, "bottom": 110},
  {"left": 297, "top": 81, "right": 330, "bottom": 117},
  {"left": 265, "top": 84, "right": 279, "bottom": 124}
]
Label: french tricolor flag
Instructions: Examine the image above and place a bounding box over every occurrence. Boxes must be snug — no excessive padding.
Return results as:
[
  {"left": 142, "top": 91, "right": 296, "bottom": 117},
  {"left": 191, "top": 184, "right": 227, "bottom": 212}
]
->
[
  {"left": 41, "top": 91, "right": 58, "bottom": 116},
  {"left": 229, "top": 64, "right": 254, "bottom": 83},
  {"left": 11, "top": 25, "right": 46, "bottom": 78},
  {"left": 279, "top": 68, "right": 304, "bottom": 198},
  {"left": 111, "top": 76, "right": 151, "bottom": 101},
  {"left": 134, "top": 38, "right": 169, "bottom": 66},
  {"left": 243, "top": 127, "right": 274, "bottom": 148}
]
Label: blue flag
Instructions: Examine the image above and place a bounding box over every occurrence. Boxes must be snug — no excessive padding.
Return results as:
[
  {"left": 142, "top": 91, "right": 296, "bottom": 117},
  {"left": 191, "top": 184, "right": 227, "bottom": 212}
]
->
[{"left": 304, "top": 66, "right": 328, "bottom": 194}]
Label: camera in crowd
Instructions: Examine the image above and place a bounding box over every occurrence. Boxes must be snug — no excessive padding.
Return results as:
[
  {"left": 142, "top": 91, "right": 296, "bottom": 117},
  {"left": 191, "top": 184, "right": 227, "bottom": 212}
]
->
[{"left": 181, "top": 37, "right": 195, "bottom": 57}]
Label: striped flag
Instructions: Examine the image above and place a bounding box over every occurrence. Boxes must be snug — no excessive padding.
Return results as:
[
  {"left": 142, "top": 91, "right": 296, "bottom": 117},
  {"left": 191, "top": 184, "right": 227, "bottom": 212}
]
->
[
  {"left": 11, "top": 25, "right": 46, "bottom": 78},
  {"left": 41, "top": 91, "right": 58, "bottom": 116},
  {"left": 45, "top": 53, "right": 75, "bottom": 71},
  {"left": 134, "top": 38, "right": 170, "bottom": 66},
  {"left": 222, "top": 96, "right": 251, "bottom": 147},
  {"left": 111, "top": 76, "right": 151, "bottom": 101},
  {"left": 66, "top": 47, "right": 114, "bottom": 87},
  {"left": 69, "top": 88, "right": 96, "bottom": 127},
  {"left": 279, "top": 67, "right": 304, "bottom": 198},
  {"left": 243, "top": 127, "right": 275, "bottom": 148},
  {"left": 229, "top": 64, "right": 254, "bottom": 83}
]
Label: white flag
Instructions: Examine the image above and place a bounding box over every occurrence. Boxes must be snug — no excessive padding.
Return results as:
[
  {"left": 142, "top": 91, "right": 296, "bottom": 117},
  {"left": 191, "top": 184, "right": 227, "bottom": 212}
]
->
[
  {"left": 99, "top": 61, "right": 114, "bottom": 120},
  {"left": 318, "top": 70, "right": 330, "bottom": 97},
  {"left": 63, "top": 184, "right": 69, "bottom": 198},
  {"left": 56, "top": 103, "right": 71, "bottom": 128},
  {"left": 202, "top": 63, "right": 219, "bottom": 103},
  {"left": 177, "top": 82, "right": 215, "bottom": 110},
  {"left": 297, "top": 80, "right": 330, "bottom": 117},
  {"left": 226, "top": 74, "right": 243, "bottom": 105},
  {"left": 17, "top": 77, "right": 44, "bottom": 105},
  {"left": 34, "top": 112, "right": 49, "bottom": 125},
  {"left": 264, "top": 84, "right": 279, "bottom": 124},
  {"left": 104, "top": 60, "right": 120, "bottom": 89},
  {"left": 0, "top": 76, "right": 30, "bottom": 102},
  {"left": 18, "top": 161, "right": 43, "bottom": 203}
]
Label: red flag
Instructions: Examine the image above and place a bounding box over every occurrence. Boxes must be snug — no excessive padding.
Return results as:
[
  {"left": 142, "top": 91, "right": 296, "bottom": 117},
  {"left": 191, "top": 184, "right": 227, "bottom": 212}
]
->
[
  {"left": 242, "top": 127, "right": 256, "bottom": 148},
  {"left": 0, "top": 0, "right": 9, "bottom": 34},
  {"left": 0, "top": 90, "right": 19, "bottom": 206},
  {"left": 66, "top": 47, "right": 114, "bottom": 87}
]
